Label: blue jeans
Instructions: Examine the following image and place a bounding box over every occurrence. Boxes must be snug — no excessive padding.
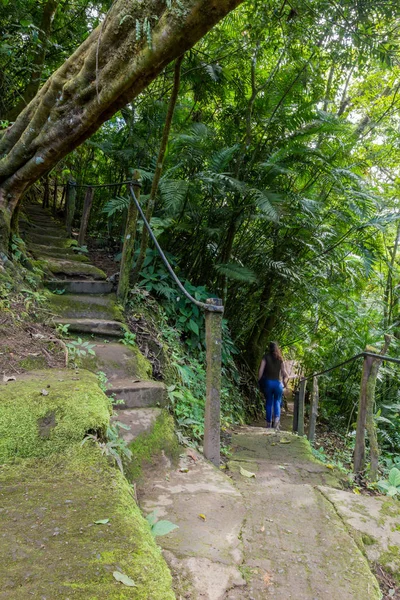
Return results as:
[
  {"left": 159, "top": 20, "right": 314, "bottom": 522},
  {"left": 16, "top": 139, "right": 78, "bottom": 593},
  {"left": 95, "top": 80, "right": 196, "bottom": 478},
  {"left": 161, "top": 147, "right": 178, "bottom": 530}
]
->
[{"left": 262, "top": 379, "right": 283, "bottom": 423}]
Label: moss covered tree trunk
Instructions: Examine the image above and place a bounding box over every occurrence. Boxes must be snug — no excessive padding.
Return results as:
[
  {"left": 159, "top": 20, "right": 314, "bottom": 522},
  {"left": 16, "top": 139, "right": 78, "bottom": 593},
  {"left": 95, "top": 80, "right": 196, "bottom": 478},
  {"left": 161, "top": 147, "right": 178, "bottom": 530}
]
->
[{"left": 0, "top": 0, "right": 244, "bottom": 255}]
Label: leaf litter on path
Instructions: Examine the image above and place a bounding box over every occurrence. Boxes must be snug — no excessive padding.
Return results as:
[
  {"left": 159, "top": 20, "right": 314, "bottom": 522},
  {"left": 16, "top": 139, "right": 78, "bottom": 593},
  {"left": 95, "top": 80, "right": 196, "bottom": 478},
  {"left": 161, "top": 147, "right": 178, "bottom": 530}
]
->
[
  {"left": 240, "top": 466, "right": 256, "bottom": 478},
  {"left": 113, "top": 571, "right": 136, "bottom": 587},
  {"left": 263, "top": 572, "right": 273, "bottom": 586},
  {"left": 94, "top": 518, "right": 109, "bottom": 524}
]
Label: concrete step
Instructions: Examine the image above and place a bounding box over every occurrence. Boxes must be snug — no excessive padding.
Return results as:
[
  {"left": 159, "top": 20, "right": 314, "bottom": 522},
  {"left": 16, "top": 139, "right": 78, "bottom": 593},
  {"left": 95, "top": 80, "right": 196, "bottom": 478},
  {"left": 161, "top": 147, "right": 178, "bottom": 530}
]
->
[
  {"left": 45, "top": 280, "right": 114, "bottom": 294},
  {"left": 29, "top": 246, "right": 89, "bottom": 263},
  {"left": 49, "top": 294, "right": 123, "bottom": 321},
  {"left": 21, "top": 224, "right": 68, "bottom": 238},
  {"left": 42, "top": 258, "right": 107, "bottom": 280},
  {"left": 23, "top": 204, "right": 52, "bottom": 215},
  {"left": 106, "top": 378, "right": 166, "bottom": 408},
  {"left": 53, "top": 317, "right": 126, "bottom": 337},
  {"left": 29, "top": 243, "right": 80, "bottom": 257},
  {"left": 113, "top": 408, "right": 162, "bottom": 443},
  {"left": 20, "top": 215, "right": 61, "bottom": 227},
  {"left": 91, "top": 342, "right": 151, "bottom": 380},
  {"left": 26, "top": 233, "right": 74, "bottom": 248}
]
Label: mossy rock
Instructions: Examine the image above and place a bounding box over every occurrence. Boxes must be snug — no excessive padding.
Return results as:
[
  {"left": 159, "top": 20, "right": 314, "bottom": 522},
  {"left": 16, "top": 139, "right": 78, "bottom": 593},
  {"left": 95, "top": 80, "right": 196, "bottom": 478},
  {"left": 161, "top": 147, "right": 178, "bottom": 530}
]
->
[
  {"left": 0, "top": 369, "right": 111, "bottom": 463},
  {"left": 126, "top": 411, "right": 180, "bottom": 481},
  {"left": 0, "top": 444, "right": 175, "bottom": 598}
]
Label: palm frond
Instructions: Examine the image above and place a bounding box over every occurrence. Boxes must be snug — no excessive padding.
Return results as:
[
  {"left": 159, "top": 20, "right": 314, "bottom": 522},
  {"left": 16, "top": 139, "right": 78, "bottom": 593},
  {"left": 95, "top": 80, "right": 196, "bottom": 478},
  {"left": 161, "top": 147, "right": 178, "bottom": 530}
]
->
[{"left": 216, "top": 262, "right": 258, "bottom": 283}]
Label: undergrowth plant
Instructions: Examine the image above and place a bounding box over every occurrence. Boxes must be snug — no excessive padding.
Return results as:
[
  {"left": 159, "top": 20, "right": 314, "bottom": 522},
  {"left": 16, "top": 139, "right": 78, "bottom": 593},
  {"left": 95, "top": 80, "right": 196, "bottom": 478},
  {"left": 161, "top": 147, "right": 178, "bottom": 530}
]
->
[
  {"left": 377, "top": 467, "right": 400, "bottom": 497},
  {"left": 129, "top": 275, "right": 246, "bottom": 445},
  {"left": 82, "top": 421, "right": 132, "bottom": 474}
]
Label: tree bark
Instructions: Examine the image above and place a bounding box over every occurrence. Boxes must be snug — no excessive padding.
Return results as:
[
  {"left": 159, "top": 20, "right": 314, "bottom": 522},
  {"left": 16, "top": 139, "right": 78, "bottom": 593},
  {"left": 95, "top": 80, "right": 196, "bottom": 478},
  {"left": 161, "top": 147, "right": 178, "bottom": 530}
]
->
[{"left": 0, "top": 0, "right": 244, "bottom": 254}]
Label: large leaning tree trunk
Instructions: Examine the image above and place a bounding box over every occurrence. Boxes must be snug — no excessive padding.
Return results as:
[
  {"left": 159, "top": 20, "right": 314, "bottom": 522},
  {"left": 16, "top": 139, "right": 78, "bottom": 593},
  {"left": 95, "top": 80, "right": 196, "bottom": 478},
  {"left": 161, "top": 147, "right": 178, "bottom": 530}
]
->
[{"left": 0, "top": 0, "right": 244, "bottom": 254}]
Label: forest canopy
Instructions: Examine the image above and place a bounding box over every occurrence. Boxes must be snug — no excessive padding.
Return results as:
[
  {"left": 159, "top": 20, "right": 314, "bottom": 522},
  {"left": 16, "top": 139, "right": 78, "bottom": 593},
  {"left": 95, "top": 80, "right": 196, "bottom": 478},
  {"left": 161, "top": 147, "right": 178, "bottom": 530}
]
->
[{"left": 3, "top": 0, "right": 400, "bottom": 454}]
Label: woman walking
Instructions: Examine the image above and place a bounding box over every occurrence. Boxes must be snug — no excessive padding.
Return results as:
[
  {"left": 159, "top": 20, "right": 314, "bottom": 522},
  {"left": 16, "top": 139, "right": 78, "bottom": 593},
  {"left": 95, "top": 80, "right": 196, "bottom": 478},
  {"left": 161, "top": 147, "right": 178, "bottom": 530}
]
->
[{"left": 258, "top": 342, "right": 288, "bottom": 430}]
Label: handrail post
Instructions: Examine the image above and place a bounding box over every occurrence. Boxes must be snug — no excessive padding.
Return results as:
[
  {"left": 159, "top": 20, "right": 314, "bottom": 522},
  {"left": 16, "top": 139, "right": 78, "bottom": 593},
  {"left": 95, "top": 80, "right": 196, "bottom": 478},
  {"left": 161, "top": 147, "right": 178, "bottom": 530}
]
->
[
  {"left": 298, "top": 378, "right": 306, "bottom": 436},
  {"left": 117, "top": 172, "right": 140, "bottom": 303},
  {"left": 292, "top": 390, "right": 299, "bottom": 433},
  {"left": 204, "top": 298, "right": 223, "bottom": 467},
  {"left": 78, "top": 186, "right": 94, "bottom": 247},
  {"left": 308, "top": 376, "right": 319, "bottom": 443},
  {"left": 354, "top": 352, "right": 371, "bottom": 474},
  {"left": 65, "top": 180, "right": 77, "bottom": 237}
]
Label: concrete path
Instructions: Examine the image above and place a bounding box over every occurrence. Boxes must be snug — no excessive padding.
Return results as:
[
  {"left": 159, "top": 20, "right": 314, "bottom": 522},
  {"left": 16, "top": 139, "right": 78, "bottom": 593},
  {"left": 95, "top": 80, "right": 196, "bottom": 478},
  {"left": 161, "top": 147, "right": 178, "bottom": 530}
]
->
[{"left": 139, "top": 427, "right": 386, "bottom": 600}]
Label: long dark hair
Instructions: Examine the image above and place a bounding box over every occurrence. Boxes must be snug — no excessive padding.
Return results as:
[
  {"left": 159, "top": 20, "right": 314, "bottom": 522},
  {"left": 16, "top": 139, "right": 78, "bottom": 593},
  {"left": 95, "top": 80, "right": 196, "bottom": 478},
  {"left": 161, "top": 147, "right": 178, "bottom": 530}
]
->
[{"left": 269, "top": 341, "right": 283, "bottom": 362}]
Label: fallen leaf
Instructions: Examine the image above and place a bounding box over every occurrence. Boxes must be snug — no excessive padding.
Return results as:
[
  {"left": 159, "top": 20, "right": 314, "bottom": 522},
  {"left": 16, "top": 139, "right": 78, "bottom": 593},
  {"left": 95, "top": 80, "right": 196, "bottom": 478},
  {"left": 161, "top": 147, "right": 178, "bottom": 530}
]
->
[
  {"left": 151, "top": 520, "right": 179, "bottom": 536},
  {"left": 186, "top": 448, "right": 198, "bottom": 462},
  {"left": 3, "top": 375, "right": 16, "bottom": 383},
  {"left": 271, "top": 442, "right": 277, "bottom": 446},
  {"left": 353, "top": 487, "right": 361, "bottom": 495},
  {"left": 263, "top": 572, "right": 273, "bottom": 586},
  {"left": 278, "top": 465, "right": 286, "bottom": 470},
  {"left": 94, "top": 519, "right": 109, "bottom": 525},
  {"left": 113, "top": 571, "right": 136, "bottom": 587},
  {"left": 260, "top": 525, "right": 265, "bottom": 532},
  {"left": 326, "top": 464, "right": 334, "bottom": 470},
  {"left": 280, "top": 438, "right": 291, "bottom": 444},
  {"left": 240, "top": 466, "right": 256, "bottom": 478},
  {"left": 198, "top": 514, "right": 206, "bottom": 521},
  {"left": 40, "top": 389, "right": 49, "bottom": 396},
  {"left": 179, "top": 467, "right": 189, "bottom": 473}
]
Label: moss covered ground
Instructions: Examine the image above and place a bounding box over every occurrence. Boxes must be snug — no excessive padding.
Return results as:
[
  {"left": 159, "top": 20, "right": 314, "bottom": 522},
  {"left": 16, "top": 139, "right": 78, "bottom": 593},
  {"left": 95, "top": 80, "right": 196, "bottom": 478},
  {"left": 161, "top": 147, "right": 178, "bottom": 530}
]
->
[
  {"left": 0, "top": 370, "right": 111, "bottom": 463},
  {"left": 0, "top": 444, "right": 175, "bottom": 599},
  {"left": 127, "top": 410, "right": 180, "bottom": 480}
]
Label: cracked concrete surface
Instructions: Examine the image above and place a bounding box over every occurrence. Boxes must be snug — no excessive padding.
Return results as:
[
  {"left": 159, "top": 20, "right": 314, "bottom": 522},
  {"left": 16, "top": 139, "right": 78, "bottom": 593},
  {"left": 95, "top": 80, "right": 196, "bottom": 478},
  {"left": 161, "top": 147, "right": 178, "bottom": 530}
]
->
[
  {"left": 138, "top": 429, "right": 389, "bottom": 599},
  {"left": 138, "top": 449, "right": 246, "bottom": 599}
]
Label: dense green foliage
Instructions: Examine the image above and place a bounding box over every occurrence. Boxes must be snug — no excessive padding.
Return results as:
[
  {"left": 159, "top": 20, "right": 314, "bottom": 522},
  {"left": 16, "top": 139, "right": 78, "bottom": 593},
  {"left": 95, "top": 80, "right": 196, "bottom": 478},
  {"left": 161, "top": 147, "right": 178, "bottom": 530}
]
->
[{"left": 3, "top": 0, "right": 400, "bottom": 466}]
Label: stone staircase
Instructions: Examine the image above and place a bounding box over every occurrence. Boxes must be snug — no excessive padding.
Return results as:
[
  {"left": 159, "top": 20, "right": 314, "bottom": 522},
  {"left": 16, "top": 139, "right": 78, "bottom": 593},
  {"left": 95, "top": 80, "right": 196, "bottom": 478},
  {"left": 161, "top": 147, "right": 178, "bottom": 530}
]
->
[{"left": 20, "top": 201, "right": 166, "bottom": 440}]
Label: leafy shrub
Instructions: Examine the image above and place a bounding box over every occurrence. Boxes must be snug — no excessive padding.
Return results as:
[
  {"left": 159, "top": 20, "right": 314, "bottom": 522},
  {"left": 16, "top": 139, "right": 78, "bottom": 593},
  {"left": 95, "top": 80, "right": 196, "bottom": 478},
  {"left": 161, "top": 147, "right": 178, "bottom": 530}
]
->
[{"left": 377, "top": 467, "right": 400, "bottom": 497}]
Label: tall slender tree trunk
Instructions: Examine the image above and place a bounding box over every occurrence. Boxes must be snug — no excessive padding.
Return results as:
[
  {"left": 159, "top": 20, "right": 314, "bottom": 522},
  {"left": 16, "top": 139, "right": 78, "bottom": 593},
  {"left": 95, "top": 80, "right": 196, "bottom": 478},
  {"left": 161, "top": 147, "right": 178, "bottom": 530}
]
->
[
  {"left": 131, "top": 53, "right": 184, "bottom": 284},
  {"left": 0, "top": 0, "right": 244, "bottom": 255}
]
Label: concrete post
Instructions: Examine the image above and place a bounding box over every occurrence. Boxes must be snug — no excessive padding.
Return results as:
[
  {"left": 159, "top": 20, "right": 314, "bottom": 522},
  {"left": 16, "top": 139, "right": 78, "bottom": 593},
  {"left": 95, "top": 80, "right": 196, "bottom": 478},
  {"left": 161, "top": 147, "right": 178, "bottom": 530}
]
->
[
  {"left": 65, "top": 180, "right": 77, "bottom": 237},
  {"left": 308, "top": 376, "right": 319, "bottom": 443},
  {"left": 204, "top": 298, "right": 223, "bottom": 467},
  {"left": 298, "top": 378, "right": 306, "bottom": 436},
  {"left": 78, "top": 186, "right": 94, "bottom": 247},
  {"left": 117, "top": 172, "right": 140, "bottom": 303}
]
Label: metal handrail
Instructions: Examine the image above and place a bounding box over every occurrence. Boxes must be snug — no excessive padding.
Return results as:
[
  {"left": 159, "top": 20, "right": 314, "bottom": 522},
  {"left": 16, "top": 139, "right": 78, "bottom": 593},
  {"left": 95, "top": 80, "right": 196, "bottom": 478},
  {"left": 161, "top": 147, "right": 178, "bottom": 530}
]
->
[{"left": 128, "top": 183, "right": 224, "bottom": 313}]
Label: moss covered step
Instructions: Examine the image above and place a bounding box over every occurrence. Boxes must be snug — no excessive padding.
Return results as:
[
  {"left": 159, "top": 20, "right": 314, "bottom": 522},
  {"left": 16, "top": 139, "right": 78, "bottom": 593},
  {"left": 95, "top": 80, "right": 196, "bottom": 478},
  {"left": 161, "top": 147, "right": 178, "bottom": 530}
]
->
[
  {"left": 21, "top": 224, "right": 68, "bottom": 238},
  {"left": 54, "top": 317, "right": 126, "bottom": 336},
  {"left": 49, "top": 293, "right": 124, "bottom": 321},
  {"left": 113, "top": 407, "right": 163, "bottom": 443},
  {"left": 0, "top": 369, "right": 111, "bottom": 463},
  {"left": 29, "top": 243, "right": 79, "bottom": 257},
  {"left": 26, "top": 232, "right": 76, "bottom": 247},
  {"left": 42, "top": 258, "right": 107, "bottom": 279},
  {"left": 0, "top": 445, "right": 175, "bottom": 599},
  {"left": 106, "top": 379, "right": 166, "bottom": 408},
  {"left": 20, "top": 215, "right": 63, "bottom": 228},
  {"left": 45, "top": 279, "right": 114, "bottom": 294},
  {"left": 30, "top": 246, "right": 90, "bottom": 263},
  {"left": 88, "top": 341, "right": 152, "bottom": 380}
]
